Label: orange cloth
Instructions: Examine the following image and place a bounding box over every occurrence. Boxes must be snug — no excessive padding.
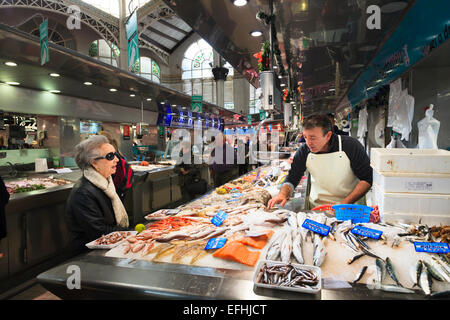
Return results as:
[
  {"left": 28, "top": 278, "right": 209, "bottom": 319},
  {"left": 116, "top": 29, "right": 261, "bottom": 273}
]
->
[
  {"left": 212, "top": 241, "right": 260, "bottom": 267},
  {"left": 236, "top": 230, "right": 274, "bottom": 249}
]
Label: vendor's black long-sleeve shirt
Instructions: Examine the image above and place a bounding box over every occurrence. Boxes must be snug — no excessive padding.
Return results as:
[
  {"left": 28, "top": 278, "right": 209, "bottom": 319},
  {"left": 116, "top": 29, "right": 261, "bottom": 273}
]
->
[{"left": 284, "top": 133, "right": 372, "bottom": 192}]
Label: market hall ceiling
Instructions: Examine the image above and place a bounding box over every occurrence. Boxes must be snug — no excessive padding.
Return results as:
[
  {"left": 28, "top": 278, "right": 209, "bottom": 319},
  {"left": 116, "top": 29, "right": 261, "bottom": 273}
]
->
[
  {"left": 0, "top": 0, "right": 193, "bottom": 65},
  {"left": 164, "top": 0, "right": 415, "bottom": 115}
]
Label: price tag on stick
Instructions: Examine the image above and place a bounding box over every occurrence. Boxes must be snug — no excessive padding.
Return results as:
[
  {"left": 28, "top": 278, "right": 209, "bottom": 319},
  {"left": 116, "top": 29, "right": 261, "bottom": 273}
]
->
[
  {"left": 211, "top": 211, "right": 228, "bottom": 226},
  {"left": 414, "top": 242, "right": 450, "bottom": 254}
]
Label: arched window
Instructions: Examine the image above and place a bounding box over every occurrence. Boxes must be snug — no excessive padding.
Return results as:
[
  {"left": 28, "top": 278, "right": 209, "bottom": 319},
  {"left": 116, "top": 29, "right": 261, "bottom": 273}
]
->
[
  {"left": 181, "top": 39, "right": 234, "bottom": 107},
  {"left": 132, "top": 57, "right": 160, "bottom": 83},
  {"left": 89, "top": 39, "right": 119, "bottom": 67},
  {"left": 249, "top": 85, "right": 261, "bottom": 114}
]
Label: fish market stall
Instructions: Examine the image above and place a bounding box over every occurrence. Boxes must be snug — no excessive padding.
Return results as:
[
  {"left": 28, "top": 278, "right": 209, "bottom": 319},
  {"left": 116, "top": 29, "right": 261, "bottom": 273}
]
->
[
  {"left": 1, "top": 170, "right": 80, "bottom": 284},
  {"left": 36, "top": 162, "right": 450, "bottom": 300}
]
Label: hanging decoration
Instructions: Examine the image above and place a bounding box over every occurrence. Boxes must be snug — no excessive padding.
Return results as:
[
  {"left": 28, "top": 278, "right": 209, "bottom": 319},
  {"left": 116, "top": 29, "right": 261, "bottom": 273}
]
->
[{"left": 253, "top": 40, "right": 271, "bottom": 72}]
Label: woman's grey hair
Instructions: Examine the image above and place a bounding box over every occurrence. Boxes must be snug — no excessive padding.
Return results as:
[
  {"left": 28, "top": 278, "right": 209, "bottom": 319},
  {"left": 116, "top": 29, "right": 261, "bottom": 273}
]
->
[{"left": 74, "top": 135, "right": 109, "bottom": 170}]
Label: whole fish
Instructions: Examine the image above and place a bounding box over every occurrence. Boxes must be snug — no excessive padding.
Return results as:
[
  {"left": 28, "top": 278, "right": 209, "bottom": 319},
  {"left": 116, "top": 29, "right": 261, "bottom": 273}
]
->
[
  {"left": 347, "top": 253, "right": 366, "bottom": 265},
  {"left": 296, "top": 212, "right": 307, "bottom": 234},
  {"left": 419, "top": 264, "right": 432, "bottom": 295},
  {"left": 266, "top": 231, "right": 285, "bottom": 261},
  {"left": 386, "top": 257, "right": 403, "bottom": 287},
  {"left": 376, "top": 259, "right": 386, "bottom": 284},
  {"left": 313, "top": 237, "right": 327, "bottom": 267},
  {"left": 360, "top": 245, "right": 384, "bottom": 261},
  {"left": 380, "top": 284, "right": 415, "bottom": 294},
  {"left": 432, "top": 256, "right": 450, "bottom": 276},
  {"left": 347, "top": 232, "right": 361, "bottom": 250},
  {"left": 287, "top": 212, "right": 298, "bottom": 229},
  {"left": 352, "top": 266, "right": 368, "bottom": 284},
  {"left": 353, "top": 234, "right": 371, "bottom": 250},
  {"left": 343, "top": 232, "right": 359, "bottom": 252},
  {"left": 292, "top": 230, "right": 304, "bottom": 264},
  {"left": 281, "top": 228, "right": 293, "bottom": 263},
  {"left": 423, "top": 260, "right": 450, "bottom": 282},
  {"left": 410, "top": 260, "right": 423, "bottom": 288}
]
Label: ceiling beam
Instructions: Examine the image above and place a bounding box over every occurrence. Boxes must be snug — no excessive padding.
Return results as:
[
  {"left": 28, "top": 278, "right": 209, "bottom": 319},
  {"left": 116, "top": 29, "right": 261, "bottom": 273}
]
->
[
  {"left": 156, "top": 19, "right": 189, "bottom": 35},
  {"left": 170, "top": 30, "right": 194, "bottom": 54}
]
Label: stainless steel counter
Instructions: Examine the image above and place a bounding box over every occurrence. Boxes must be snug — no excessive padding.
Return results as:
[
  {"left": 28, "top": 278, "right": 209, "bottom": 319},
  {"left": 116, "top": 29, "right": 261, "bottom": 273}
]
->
[{"left": 36, "top": 250, "right": 442, "bottom": 300}]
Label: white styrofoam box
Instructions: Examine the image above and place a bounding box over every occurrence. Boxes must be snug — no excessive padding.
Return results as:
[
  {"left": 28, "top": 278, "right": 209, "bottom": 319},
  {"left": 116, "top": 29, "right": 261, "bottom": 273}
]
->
[
  {"left": 381, "top": 212, "right": 450, "bottom": 226},
  {"left": 370, "top": 148, "right": 450, "bottom": 174},
  {"left": 372, "top": 169, "right": 450, "bottom": 194},
  {"left": 372, "top": 184, "right": 450, "bottom": 216}
]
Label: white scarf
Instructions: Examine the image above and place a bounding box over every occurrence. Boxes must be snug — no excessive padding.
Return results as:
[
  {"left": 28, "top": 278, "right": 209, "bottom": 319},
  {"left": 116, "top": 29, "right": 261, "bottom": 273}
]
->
[{"left": 83, "top": 167, "right": 129, "bottom": 228}]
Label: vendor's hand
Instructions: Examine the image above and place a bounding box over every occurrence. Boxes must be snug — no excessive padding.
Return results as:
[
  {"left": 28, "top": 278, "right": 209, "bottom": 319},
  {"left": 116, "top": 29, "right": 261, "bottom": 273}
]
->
[
  {"left": 267, "top": 194, "right": 288, "bottom": 209},
  {"left": 180, "top": 168, "right": 189, "bottom": 175}
]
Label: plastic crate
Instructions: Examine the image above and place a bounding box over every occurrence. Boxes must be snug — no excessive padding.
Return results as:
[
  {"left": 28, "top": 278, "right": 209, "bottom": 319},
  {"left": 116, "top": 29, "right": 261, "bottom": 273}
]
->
[{"left": 332, "top": 204, "right": 373, "bottom": 223}]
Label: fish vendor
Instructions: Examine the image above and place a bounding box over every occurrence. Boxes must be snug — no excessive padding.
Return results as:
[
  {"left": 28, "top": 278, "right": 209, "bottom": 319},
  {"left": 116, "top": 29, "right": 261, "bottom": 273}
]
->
[{"left": 268, "top": 114, "right": 372, "bottom": 209}]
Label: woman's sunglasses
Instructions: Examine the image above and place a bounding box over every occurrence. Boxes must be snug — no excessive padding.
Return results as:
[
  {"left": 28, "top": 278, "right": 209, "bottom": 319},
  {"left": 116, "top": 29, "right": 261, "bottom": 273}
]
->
[{"left": 94, "top": 152, "right": 119, "bottom": 161}]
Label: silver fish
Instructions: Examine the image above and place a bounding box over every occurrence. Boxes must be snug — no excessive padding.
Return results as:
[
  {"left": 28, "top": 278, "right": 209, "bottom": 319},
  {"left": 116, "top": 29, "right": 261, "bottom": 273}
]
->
[
  {"left": 287, "top": 212, "right": 298, "bottom": 229},
  {"left": 376, "top": 259, "right": 386, "bottom": 284},
  {"left": 266, "top": 231, "right": 284, "bottom": 261},
  {"left": 379, "top": 284, "right": 415, "bottom": 294},
  {"left": 423, "top": 259, "right": 450, "bottom": 282},
  {"left": 347, "top": 253, "right": 366, "bottom": 265},
  {"left": 419, "top": 264, "right": 432, "bottom": 295},
  {"left": 292, "top": 230, "right": 304, "bottom": 264},
  {"left": 343, "top": 232, "right": 359, "bottom": 252},
  {"left": 313, "top": 237, "right": 327, "bottom": 267},
  {"left": 352, "top": 266, "right": 368, "bottom": 284},
  {"left": 280, "top": 228, "right": 293, "bottom": 263},
  {"left": 410, "top": 260, "right": 423, "bottom": 288},
  {"left": 386, "top": 257, "right": 403, "bottom": 287},
  {"left": 432, "top": 256, "right": 450, "bottom": 277}
]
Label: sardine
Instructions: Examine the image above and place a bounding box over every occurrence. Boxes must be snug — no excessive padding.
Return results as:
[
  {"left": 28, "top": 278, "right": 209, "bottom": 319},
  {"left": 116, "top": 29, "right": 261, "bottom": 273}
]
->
[
  {"left": 360, "top": 245, "right": 383, "bottom": 261},
  {"left": 386, "top": 257, "right": 403, "bottom": 287},
  {"left": 423, "top": 260, "right": 450, "bottom": 282},
  {"left": 353, "top": 234, "right": 371, "bottom": 250},
  {"left": 347, "top": 253, "right": 366, "bottom": 265},
  {"left": 352, "top": 266, "right": 368, "bottom": 284},
  {"left": 410, "top": 260, "right": 422, "bottom": 288},
  {"left": 347, "top": 232, "right": 361, "bottom": 250},
  {"left": 376, "top": 259, "right": 386, "bottom": 284},
  {"left": 281, "top": 228, "right": 293, "bottom": 263},
  {"left": 419, "top": 264, "right": 432, "bottom": 295},
  {"left": 292, "top": 231, "right": 304, "bottom": 264},
  {"left": 432, "top": 256, "right": 450, "bottom": 276},
  {"left": 379, "top": 284, "right": 415, "bottom": 294},
  {"left": 343, "top": 232, "right": 359, "bottom": 252}
]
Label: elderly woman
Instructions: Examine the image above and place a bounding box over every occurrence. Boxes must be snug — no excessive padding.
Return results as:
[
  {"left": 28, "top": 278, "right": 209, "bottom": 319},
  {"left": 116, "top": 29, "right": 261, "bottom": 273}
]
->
[
  {"left": 98, "top": 131, "right": 134, "bottom": 202},
  {"left": 66, "top": 135, "right": 129, "bottom": 248}
]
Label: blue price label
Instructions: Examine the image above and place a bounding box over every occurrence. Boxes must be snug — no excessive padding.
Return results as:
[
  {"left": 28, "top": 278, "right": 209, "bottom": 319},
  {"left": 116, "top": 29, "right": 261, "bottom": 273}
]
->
[
  {"left": 351, "top": 226, "right": 383, "bottom": 240},
  {"left": 302, "top": 219, "right": 330, "bottom": 237},
  {"left": 211, "top": 210, "right": 228, "bottom": 226},
  {"left": 414, "top": 242, "right": 450, "bottom": 254},
  {"left": 231, "top": 192, "right": 243, "bottom": 198},
  {"left": 205, "top": 238, "right": 227, "bottom": 250},
  {"left": 226, "top": 198, "right": 240, "bottom": 203}
]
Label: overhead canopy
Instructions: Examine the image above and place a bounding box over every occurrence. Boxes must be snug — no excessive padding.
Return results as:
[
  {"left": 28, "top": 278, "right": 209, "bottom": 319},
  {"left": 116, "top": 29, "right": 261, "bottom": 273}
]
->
[
  {"left": 0, "top": 23, "right": 241, "bottom": 123},
  {"left": 164, "top": 0, "right": 414, "bottom": 116}
]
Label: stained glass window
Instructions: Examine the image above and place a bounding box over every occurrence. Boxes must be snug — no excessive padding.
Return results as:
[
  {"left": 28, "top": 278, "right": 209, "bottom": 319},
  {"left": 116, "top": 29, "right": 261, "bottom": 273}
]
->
[
  {"left": 89, "top": 39, "right": 118, "bottom": 67},
  {"left": 182, "top": 39, "right": 234, "bottom": 106}
]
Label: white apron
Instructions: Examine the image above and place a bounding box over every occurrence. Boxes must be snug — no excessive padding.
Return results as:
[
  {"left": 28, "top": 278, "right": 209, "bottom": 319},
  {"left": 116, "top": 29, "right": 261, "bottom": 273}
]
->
[{"left": 306, "top": 135, "right": 360, "bottom": 208}]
